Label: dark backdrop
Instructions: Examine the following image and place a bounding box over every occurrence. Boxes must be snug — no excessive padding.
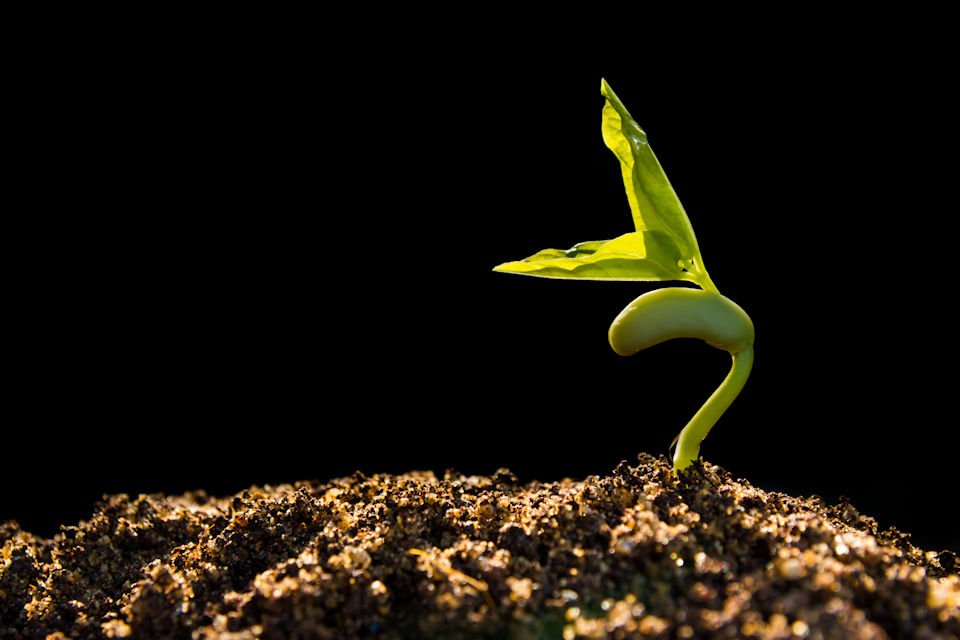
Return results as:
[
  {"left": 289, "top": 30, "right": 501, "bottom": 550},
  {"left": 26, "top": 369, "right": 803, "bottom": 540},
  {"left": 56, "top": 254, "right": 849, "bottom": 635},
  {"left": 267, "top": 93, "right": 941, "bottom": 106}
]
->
[{"left": 7, "top": 33, "right": 958, "bottom": 551}]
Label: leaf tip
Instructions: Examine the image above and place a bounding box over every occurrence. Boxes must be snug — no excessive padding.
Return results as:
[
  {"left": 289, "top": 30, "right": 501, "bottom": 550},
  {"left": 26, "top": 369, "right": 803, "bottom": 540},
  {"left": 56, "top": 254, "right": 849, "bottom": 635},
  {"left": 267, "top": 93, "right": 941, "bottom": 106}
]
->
[{"left": 600, "top": 78, "right": 632, "bottom": 123}]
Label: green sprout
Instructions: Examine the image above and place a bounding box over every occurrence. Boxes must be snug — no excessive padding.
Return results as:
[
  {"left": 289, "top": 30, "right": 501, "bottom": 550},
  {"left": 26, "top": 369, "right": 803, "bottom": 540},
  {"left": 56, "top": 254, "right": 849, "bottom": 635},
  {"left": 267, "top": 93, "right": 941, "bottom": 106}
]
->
[{"left": 495, "top": 79, "right": 754, "bottom": 471}]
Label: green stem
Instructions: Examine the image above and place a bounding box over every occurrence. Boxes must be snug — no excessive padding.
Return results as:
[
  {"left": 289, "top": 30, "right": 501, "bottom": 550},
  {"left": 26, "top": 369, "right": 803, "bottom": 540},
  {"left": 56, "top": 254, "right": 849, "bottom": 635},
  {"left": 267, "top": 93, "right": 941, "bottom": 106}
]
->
[
  {"left": 689, "top": 258, "right": 718, "bottom": 294},
  {"left": 674, "top": 347, "right": 754, "bottom": 471},
  {"left": 696, "top": 272, "right": 719, "bottom": 295}
]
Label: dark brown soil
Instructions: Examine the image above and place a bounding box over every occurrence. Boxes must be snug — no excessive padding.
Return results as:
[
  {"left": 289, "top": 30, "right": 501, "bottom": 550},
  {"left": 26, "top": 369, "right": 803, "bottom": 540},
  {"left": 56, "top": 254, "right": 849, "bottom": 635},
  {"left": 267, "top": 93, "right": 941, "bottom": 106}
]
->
[{"left": 1, "top": 455, "right": 957, "bottom": 639}]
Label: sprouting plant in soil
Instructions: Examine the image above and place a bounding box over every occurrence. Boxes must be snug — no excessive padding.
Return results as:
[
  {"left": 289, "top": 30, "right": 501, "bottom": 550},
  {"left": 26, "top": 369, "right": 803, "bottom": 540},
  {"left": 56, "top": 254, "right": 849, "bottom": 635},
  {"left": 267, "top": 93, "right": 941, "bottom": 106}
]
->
[{"left": 495, "top": 79, "right": 754, "bottom": 471}]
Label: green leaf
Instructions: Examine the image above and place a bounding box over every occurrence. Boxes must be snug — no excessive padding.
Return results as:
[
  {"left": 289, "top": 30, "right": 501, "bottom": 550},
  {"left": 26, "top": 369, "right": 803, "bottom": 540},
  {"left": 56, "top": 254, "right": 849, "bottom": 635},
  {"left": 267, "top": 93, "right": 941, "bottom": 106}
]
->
[
  {"left": 494, "top": 79, "right": 716, "bottom": 289},
  {"left": 600, "top": 79, "right": 706, "bottom": 276},
  {"left": 493, "top": 231, "right": 697, "bottom": 282}
]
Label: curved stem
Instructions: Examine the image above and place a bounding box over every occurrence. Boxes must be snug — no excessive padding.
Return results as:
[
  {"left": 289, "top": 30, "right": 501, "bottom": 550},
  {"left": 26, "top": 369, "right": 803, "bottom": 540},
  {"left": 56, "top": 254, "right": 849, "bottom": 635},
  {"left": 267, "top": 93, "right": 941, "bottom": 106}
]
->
[{"left": 674, "top": 347, "right": 754, "bottom": 471}]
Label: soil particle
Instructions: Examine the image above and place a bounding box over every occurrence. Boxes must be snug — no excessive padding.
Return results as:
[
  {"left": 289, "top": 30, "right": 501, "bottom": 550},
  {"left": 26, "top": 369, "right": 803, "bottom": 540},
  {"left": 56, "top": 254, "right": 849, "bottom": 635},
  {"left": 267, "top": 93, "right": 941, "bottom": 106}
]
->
[{"left": 2, "top": 455, "right": 957, "bottom": 639}]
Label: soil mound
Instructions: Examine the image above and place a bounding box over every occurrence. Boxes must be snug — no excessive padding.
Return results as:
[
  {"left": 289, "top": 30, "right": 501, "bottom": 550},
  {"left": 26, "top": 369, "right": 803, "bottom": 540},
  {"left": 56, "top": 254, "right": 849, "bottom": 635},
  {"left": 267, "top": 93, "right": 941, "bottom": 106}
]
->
[{"left": 2, "top": 455, "right": 957, "bottom": 638}]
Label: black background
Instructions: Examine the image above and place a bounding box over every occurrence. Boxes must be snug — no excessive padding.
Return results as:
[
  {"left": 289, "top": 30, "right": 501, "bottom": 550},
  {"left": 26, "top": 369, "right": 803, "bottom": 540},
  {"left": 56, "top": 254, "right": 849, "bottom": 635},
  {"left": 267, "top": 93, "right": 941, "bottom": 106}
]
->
[{"left": 6, "top": 27, "right": 958, "bottom": 551}]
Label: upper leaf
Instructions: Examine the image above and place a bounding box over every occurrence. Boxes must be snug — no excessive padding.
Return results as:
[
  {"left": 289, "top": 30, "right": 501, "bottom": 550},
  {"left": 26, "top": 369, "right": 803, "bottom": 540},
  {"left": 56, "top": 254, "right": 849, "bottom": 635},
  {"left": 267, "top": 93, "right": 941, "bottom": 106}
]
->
[
  {"left": 494, "top": 80, "right": 713, "bottom": 287},
  {"left": 600, "top": 79, "right": 703, "bottom": 267}
]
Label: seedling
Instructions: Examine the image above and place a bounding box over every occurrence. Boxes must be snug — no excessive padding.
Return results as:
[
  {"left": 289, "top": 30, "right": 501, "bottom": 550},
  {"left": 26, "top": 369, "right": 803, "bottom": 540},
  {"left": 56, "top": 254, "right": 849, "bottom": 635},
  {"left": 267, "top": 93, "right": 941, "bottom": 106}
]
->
[{"left": 495, "top": 80, "right": 754, "bottom": 471}]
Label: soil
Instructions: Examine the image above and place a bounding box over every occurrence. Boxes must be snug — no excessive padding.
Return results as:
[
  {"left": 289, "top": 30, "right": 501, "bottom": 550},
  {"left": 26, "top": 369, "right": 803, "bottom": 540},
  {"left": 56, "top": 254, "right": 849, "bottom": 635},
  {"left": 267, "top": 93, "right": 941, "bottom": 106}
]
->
[{"left": 1, "top": 454, "right": 957, "bottom": 639}]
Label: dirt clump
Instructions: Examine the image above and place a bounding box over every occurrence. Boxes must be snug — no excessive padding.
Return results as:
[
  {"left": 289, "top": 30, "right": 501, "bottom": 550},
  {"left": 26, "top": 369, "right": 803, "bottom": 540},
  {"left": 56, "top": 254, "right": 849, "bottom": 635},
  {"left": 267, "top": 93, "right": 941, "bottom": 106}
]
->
[{"left": 2, "top": 454, "right": 957, "bottom": 638}]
